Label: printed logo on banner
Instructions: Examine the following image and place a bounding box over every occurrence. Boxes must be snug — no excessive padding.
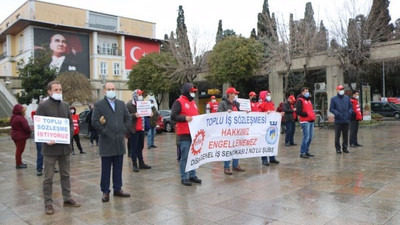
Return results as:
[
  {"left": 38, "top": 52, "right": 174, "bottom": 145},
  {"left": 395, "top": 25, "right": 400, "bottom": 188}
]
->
[
  {"left": 185, "top": 103, "right": 190, "bottom": 109},
  {"left": 64, "top": 119, "right": 69, "bottom": 125},
  {"left": 35, "top": 117, "right": 41, "bottom": 122},
  {"left": 191, "top": 129, "right": 205, "bottom": 155},
  {"left": 265, "top": 121, "right": 278, "bottom": 144}
]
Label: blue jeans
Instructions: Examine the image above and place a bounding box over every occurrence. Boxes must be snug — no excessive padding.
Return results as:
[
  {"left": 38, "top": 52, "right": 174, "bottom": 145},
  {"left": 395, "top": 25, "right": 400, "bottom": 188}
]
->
[
  {"left": 178, "top": 140, "right": 196, "bottom": 180},
  {"left": 224, "top": 159, "right": 239, "bottom": 169},
  {"left": 285, "top": 121, "right": 296, "bottom": 144},
  {"left": 147, "top": 127, "right": 156, "bottom": 147},
  {"left": 300, "top": 122, "right": 314, "bottom": 154},
  {"left": 36, "top": 142, "right": 43, "bottom": 172},
  {"left": 100, "top": 155, "right": 123, "bottom": 193}
]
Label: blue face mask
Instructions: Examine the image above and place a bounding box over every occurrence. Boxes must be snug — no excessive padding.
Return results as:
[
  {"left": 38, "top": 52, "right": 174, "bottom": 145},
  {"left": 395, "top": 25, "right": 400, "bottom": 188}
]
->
[{"left": 304, "top": 92, "right": 310, "bottom": 98}]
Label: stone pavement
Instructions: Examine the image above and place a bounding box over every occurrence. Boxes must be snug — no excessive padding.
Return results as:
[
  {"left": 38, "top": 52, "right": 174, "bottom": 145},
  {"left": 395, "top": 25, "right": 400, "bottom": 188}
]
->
[{"left": 1, "top": 121, "right": 400, "bottom": 225}]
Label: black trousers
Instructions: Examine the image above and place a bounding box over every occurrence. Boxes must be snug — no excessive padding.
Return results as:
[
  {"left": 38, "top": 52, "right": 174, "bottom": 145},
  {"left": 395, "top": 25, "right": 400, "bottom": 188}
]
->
[
  {"left": 129, "top": 131, "right": 144, "bottom": 163},
  {"left": 334, "top": 123, "right": 349, "bottom": 151},
  {"left": 349, "top": 120, "right": 359, "bottom": 145},
  {"left": 71, "top": 134, "right": 83, "bottom": 152}
]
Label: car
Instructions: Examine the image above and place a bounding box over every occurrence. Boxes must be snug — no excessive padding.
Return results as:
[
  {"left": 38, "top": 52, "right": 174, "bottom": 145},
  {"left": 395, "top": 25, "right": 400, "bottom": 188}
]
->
[
  {"left": 159, "top": 110, "right": 176, "bottom": 132},
  {"left": 155, "top": 115, "right": 164, "bottom": 134},
  {"left": 78, "top": 109, "right": 90, "bottom": 134},
  {"left": 371, "top": 101, "right": 400, "bottom": 120}
]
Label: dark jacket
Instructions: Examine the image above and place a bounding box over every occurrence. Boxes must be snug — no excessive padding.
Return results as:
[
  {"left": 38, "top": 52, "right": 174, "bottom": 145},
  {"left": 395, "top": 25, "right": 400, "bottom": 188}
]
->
[
  {"left": 218, "top": 96, "right": 240, "bottom": 112},
  {"left": 283, "top": 101, "right": 296, "bottom": 122},
  {"left": 149, "top": 106, "right": 159, "bottom": 128},
  {"left": 171, "top": 83, "right": 196, "bottom": 141},
  {"left": 126, "top": 100, "right": 140, "bottom": 134},
  {"left": 10, "top": 104, "right": 31, "bottom": 141},
  {"left": 92, "top": 97, "right": 131, "bottom": 157},
  {"left": 329, "top": 94, "right": 353, "bottom": 124},
  {"left": 36, "top": 97, "right": 74, "bottom": 156},
  {"left": 86, "top": 109, "right": 94, "bottom": 131}
]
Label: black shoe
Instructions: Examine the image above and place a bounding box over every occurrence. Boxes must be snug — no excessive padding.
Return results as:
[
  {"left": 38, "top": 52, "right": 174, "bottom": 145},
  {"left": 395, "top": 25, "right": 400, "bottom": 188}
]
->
[
  {"left": 290, "top": 143, "right": 297, "bottom": 146},
  {"left": 113, "top": 190, "right": 131, "bottom": 197},
  {"left": 355, "top": 143, "right": 362, "bottom": 147},
  {"left": 350, "top": 144, "right": 357, "bottom": 148},
  {"left": 181, "top": 179, "right": 192, "bottom": 186},
  {"left": 269, "top": 159, "right": 280, "bottom": 164},
  {"left": 16, "top": 164, "right": 27, "bottom": 169},
  {"left": 54, "top": 168, "right": 59, "bottom": 173},
  {"left": 189, "top": 176, "right": 202, "bottom": 184},
  {"left": 139, "top": 163, "right": 152, "bottom": 169},
  {"left": 336, "top": 150, "right": 342, "bottom": 154},
  {"left": 306, "top": 152, "right": 314, "bottom": 157},
  {"left": 80, "top": 151, "right": 86, "bottom": 154},
  {"left": 132, "top": 161, "right": 139, "bottom": 172},
  {"left": 300, "top": 154, "right": 309, "bottom": 158},
  {"left": 102, "top": 193, "right": 110, "bottom": 202},
  {"left": 343, "top": 149, "right": 350, "bottom": 153},
  {"left": 37, "top": 171, "right": 43, "bottom": 176},
  {"left": 285, "top": 143, "right": 290, "bottom": 147},
  {"left": 72, "top": 151, "right": 76, "bottom": 155},
  {"left": 147, "top": 146, "right": 152, "bottom": 149},
  {"left": 262, "top": 161, "right": 270, "bottom": 166},
  {"left": 151, "top": 145, "right": 157, "bottom": 148}
]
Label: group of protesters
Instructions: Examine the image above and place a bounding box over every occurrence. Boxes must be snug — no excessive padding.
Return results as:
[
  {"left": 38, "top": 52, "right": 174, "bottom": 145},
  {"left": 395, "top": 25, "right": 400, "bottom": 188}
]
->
[{"left": 9, "top": 80, "right": 363, "bottom": 215}]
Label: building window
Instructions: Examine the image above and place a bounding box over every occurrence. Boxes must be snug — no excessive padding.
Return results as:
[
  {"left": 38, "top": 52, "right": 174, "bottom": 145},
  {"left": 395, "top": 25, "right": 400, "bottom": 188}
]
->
[
  {"left": 88, "top": 11, "right": 118, "bottom": 31},
  {"left": 113, "top": 63, "right": 120, "bottom": 76},
  {"left": 98, "top": 42, "right": 119, "bottom": 55},
  {"left": 18, "top": 35, "right": 24, "bottom": 53},
  {"left": 100, "top": 62, "right": 107, "bottom": 75}
]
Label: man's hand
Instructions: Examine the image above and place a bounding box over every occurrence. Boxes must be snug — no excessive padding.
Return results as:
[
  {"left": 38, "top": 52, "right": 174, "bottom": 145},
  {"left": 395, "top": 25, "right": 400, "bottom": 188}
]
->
[
  {"left": 280, "top": 112, "right": 285, "bottom": 116},
  {"left": 100, "top": 116, "right": 106, "bottom": 125},
  {"left": 186, "top": 116, "right": 193, "bottom": 122},
  {"left": 150, "top": 112, "right": 153, "bottom": 117},
  {"left": 135, "top": 113, "right": 140, "bottom": 118},
  {"left": 227, "top": 109, "right": 232, "bottom": 113},
  {"left": 47, "top": 140, "right": 56, "bottom": 145}
]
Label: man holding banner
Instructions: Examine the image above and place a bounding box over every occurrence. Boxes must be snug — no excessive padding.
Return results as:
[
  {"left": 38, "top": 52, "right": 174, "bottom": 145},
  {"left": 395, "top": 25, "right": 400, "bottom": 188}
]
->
[
  {"left": 171, "top": 83, "right": 202, "bottom": 186},
  {"left": 218, "top": 87, "right": 246, "bottom": 175},
  {"left": 36, "top": 81, "right": 80, "bottom": 215}
]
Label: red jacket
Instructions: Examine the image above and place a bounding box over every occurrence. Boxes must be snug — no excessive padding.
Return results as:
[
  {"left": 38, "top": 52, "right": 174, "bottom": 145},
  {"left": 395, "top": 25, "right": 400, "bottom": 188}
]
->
[
  {"left": 10, "top": 104, "right": 31, "bottom": 141},
  {"left": 350, "top": 98, "right": 362, "bottom": 121},
  {"left": 71, "top": 114, "right": 80, "bottom": 135},
  {"left": 176, "top": 95, "right": 199, "bottom": 135}
]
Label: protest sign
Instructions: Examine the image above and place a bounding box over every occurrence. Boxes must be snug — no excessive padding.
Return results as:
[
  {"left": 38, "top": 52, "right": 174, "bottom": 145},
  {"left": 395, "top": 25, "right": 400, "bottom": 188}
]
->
[
  {"left": 34, "top": 115, "right": 70, "bottom": 144},
  {"left": 136, "top": 101, "right": 152, "bottom": 117},
  {"left": 186, "top": 111, "right": 281, "bottom": 172},
  {"left": 236, "top": 98, "right": 251, "bottom": 111}
]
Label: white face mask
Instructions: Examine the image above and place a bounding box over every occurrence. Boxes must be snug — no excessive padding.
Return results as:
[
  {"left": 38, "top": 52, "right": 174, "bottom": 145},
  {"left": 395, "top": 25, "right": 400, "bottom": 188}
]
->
[
  {"left": 234, "top": 95, "right": 238, "bottom": 101},
  {"left": 338, "top": 90, "right": 345, "bottom": 95},
  {"left": 266, "top": 96, "right": 272, "bottom": 101},
  {"left": 138, "top": 96, "right": 143, "bottom": 101},
  {"left": 190, "top": 93, "right": 195, "bottom": 98},
  {"left": 106, "top": 90, "right": 116, "bottom": 99},
  {"left": 70, "top": 110, "right": 75, "bottom": 114},
  {"left": 151, "top": 104, "right": 155, "bottom": 107},
  {"left": 211, "top": 99, "right": 216, "bottom": 103},
  {"left": 52, "top": 93, "right": 63, "bottom": 101},
  {"left": 355, "top": 96, "right": 359, "bottom": 100}
]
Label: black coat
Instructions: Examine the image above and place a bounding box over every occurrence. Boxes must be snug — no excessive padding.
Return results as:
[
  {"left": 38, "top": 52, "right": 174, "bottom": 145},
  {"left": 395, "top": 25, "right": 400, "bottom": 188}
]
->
[{"left": 283, "top": 101, "right": 296, "bottom": 122}]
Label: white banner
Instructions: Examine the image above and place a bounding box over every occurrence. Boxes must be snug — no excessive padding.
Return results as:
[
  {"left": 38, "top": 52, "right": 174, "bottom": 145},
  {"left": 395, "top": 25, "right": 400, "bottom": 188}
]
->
[
  {"left": 34, "top": 115, "right": 70, "bottom": 144},
  {"left": 186, "top": 112, "right": 281, "bottom": 172},
  {"left": 136, "top": 101, "right": 152, "bottom": 117},
  {"left": 236, "top": 98, "right": 251, "bottom": 111}
]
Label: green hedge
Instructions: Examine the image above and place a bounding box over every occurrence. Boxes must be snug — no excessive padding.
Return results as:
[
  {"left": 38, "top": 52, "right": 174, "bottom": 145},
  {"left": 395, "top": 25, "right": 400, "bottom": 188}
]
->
[{"left": 0, "top": 118, "right": 10, "bottom": 127}]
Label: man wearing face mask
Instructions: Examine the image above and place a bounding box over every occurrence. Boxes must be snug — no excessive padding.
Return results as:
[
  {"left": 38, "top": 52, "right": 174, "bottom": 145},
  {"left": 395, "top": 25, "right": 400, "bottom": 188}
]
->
[
  {"left": 36, "top": 81, "right": 80, "bottom": 215},
  {"left": 206, "top": 95, "right": 219, "bottom": 114},
  {"left": 258, "top": 90, "right": 281, "bottom": 165},
  {"left": 126, "top": 89, "right": 152, "bottom": 172},
  {"left": 330, "top": 85, "right": 354, "bottom": 154},
  {"left": 171, "top": 83, "right": 202, "bottom": 186},
  {"left": 92, "top": 82, "right": 132, "bottom": 203},
  {"left": 296, "top": 87, "right": 316, "bottom": 158},
  {"left": 218, "top": 87, "right": 245, "bottom": 175},
  {"left": 349, "top": 91, "right": 363, "bottom": 148},
  {"left": 249, "top": 91, "right": 260, "bottom": 112}
]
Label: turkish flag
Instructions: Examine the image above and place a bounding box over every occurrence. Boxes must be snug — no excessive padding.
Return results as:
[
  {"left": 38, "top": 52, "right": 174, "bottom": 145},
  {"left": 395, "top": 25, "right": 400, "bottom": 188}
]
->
[{"left": 125, "top": 38, "right": 160, "bottom": 69}]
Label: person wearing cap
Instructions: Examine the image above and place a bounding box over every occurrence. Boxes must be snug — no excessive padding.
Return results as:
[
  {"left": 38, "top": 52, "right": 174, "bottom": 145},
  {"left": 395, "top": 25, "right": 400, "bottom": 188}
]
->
[
  {"left": 126, "top": 89, "right": 152, "bottom": 172},
  {"left": 283, "top": 95, "right": 297, "bottom": 147},
  {"left": 171, "top": 83, "right": 202, "bottom": 186},
  {"left": 206, "top": 95, "right": 219, "bottom": 114},
  {"left": 296, "top": 87, "right": 316, "bottom": 158},
  {"left": 258, "top": 90, "right": 281, "bottom": 165},
  {"left": 349, "top": 90, "right": 363, "bottom": 148},
  {"left": 330, "top": 85, "right": 353, "bottom": 154},
  {"left": 249, "top": 91, "right": 260, "bottom": 112},
  {"left": 70, "top": 106, "right": 85, "bottom": 155},
  {"left": 218, "top": 87, "right": 245, "bottom": 174}
]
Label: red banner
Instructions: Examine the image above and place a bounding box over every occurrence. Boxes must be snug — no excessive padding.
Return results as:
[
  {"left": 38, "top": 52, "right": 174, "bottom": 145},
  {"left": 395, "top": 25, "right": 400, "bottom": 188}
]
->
[{"left": 125, "top": 38, "right": 160, "bottom": 69}]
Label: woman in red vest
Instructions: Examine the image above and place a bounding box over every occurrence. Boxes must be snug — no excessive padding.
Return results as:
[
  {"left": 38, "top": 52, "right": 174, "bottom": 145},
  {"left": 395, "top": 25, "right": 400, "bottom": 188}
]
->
[
  {"left": 70, "top": 106, "right": 85, "bottom": 155},
  {"left": 350, "top": 90, "right": 363, "bottom": 147}
]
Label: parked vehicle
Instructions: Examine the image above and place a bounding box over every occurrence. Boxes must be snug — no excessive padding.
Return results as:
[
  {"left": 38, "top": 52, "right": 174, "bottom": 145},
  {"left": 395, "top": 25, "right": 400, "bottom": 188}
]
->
[
  {"left": 159, "top": 110, "right": 175, "bottom": 132},
  {"left": 371, "top": 101, "right": 400, "bottom": 120},
  {"left": 78, "top": 109, "right": 90, "bottom": 134},
  {"left": 156, "top": 115, "right": 164, "bottom": 134}
]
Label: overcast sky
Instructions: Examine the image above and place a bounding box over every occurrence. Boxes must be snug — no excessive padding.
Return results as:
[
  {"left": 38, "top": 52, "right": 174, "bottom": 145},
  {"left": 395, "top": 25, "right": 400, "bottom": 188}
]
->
[{"left": 1, "top": 0, "right": 399, "bottom": 50}]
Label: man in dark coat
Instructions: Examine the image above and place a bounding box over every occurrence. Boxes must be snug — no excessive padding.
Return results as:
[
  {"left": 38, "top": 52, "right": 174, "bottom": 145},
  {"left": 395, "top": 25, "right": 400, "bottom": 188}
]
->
[
  {"left": 92, "top": 82, "right": 132, "bottom": 202},
  {"left": 329, "top": 85, "right": 354, "bottom": 154},
  {"left": 283, "top": 95, "right": 297, "bottom": 146},
  {"left": 36, "top": 81, "right": 80, "bottom": 215}
]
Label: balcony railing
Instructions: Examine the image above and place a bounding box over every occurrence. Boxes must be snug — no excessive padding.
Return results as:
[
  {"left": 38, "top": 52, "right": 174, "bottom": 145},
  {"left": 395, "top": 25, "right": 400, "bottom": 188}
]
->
[{"left": 97, "top": 46, "right": 121, "bottom": 56}]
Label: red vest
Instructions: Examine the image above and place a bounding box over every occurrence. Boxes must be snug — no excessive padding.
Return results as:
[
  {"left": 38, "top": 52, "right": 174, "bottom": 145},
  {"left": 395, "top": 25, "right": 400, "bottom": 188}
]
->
[
  {"left": 259, "top": 101, "right": 275, "bottom": 112},
  {"left": 350, "top": 98, "right": 362, "bottom": 121},
  {"left": 135, "top": 117, "right": 144, "bottom": 131},
  {"left": 176, "top": 96, "right": 199, "bottom": 135},
  {"left": 250, "top": 101, "right": 260, "bottom": 112},
  {"left": 207, "top": 101, "right": 219, "bottom": 113},
  {"left": 71, "top": 114, "right": 80, "bottom": 135},
  {"left": 298, "top": 98, "right": 315, "bottom": 122}
]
